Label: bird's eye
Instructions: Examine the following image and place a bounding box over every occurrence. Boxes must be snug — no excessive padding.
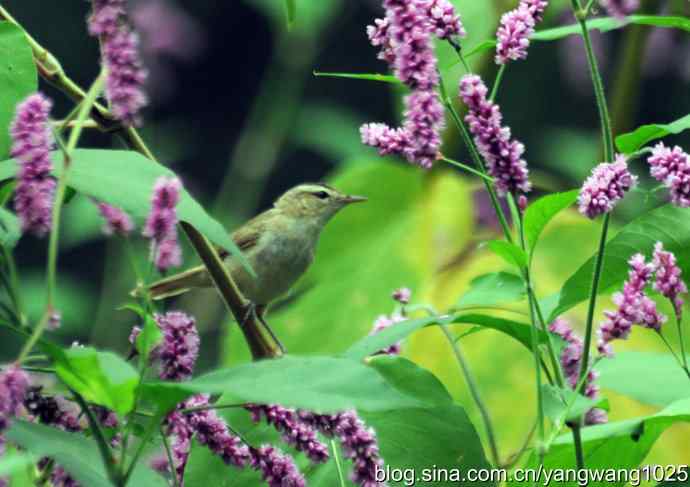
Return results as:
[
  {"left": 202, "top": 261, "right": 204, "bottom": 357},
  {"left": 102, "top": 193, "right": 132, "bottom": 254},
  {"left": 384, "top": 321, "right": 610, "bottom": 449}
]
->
[{"left": 312, "top": 191, "right": 330, "bottom": 199}]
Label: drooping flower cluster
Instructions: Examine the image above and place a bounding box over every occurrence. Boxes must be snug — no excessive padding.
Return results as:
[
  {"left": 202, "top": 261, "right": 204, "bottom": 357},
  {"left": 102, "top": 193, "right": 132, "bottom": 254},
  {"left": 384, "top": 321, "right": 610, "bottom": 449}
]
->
[
  {"left": 599, "top": 0, "right": 640, "bottom": 19},
  {"left": 154, "top": 311, "right": 199, "bottom": 381},
  {"left": 549, "top": 319, "right": 607, "bottom": 425},
  {"left": 647, "top": 143, "right": 690, "bottom": 208},
  {"left": 361, "top": 0, "right": 466, "bottom": 169},
  {"left": 246, "top": 404, "right": 329, "bottom": 463},
  {"left": 652, "top": 242, "right": 687, "bottom": 321},
  {"left": 578, "top": 155, "right": 637, "bottom": 219},
  {"left": 96, "top": 201, "right": 134, "bottom": 236},
  {"left": 597, "top": 252, "right": 668, "bottom": 356},
  {"left": 250, "top": 445, "right": 306, "bottom": 487},
  {"left": 459, "top": 75, "right": 531, "bottom": 196},
  {"left": 299, "top": 410, "right": 386, "bottom": 486},
  {"left": 10, "top": 93, "right": 56, "bottom": 237},
  {"left": 495, "top": 0, "right": 549, "bottom": 65},
  {"left": 143, "top": 176, "right": 183, "bottom": 271},
  {"left": 88, "top": 0, "right": 148, "bottom": 126}
]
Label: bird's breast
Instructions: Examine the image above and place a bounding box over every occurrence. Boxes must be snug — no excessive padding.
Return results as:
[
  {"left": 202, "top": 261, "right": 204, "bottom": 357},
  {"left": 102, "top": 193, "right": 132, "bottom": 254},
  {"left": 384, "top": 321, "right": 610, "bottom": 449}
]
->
[{"left": 231, "top": 230, "right": 316, "bottom": 305}]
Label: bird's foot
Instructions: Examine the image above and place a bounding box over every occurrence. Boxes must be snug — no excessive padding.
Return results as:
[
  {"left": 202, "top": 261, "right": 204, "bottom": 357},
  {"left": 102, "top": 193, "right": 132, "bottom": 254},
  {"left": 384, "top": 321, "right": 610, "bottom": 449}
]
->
[{"left": 242, "top": 302, "right": 287, "bottom": 355}]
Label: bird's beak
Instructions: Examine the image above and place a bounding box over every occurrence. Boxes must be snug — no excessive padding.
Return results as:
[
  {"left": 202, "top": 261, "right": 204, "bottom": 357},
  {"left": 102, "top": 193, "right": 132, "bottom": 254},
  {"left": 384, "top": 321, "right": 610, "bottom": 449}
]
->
[{"left": 343, "top": 194, "right": 368, "bottom": 204}]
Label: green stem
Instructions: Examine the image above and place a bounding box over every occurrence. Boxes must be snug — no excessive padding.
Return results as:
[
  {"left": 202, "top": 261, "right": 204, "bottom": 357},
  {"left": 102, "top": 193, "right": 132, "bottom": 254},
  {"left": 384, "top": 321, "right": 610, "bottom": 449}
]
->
[
  {"left": 489, "top": 65, "right": 506, "bottom": 102},
  {"left": 657, "top": 330, "right": 686, "bottom": 371},
  {"left": 576, "top": 213, "right": 610, "bottom": 391},
  {"left": 570, "top": 0, "right": 616, "bottom": 469},
  {"left": 123, "top": 420, "right": 158, "bottom": 485},
  {"left": 571, "top": 424, "right": 585, "bottom": 469},
  {"left": 440, "top": 157, "right": 496, "bottom": 182},
  {"left": 675, "top": 315, "right": 689, "bottom": 373},
  {"left": 73, "top": 392, "right": 120, "bottom": 485},
  {"left": 438, "top": 323, "right": 500, "bottom": 466},
  {"left": 179, "top": 403, "right": 247, "bottom": 415},
  {"left": 572, "top": 1, "right": 615, "bottom": 160},
  {"left": 2, "top": 246, "right": 24, "bottom": 327},
  {"left": 331, "top": 439, "right": 347, "bottom": 487},
  {"left": 161, "top": 426, "right": 180, "bottom": 487}
]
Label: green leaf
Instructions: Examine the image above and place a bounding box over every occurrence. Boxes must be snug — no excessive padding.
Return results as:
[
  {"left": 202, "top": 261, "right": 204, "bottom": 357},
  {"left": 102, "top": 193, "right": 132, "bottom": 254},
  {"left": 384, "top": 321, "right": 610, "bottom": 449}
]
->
[
  {"left": 457, "top": 272, "right": 525, "bottom": 308},
  {"left": 616, "top": 114, "right": 690, "bottom": 154},
  {"left": 597, "top": 352, "right": 690, "bottom": 408},
  {"left": 344, "top": 316, "right": 441, "bottom": 361},
  {"left": 550, "top": 204, "right": 690, "bottom": 321},
  {"left": 313, "top": 71, "right": 402, "bottom": 85},
  {"left": 463, "top": 16, "right": 690, "bottom": 61},
  {"left": 0, "top": 22, "right": 38, "bottom": 159},
  {"left": 486, "top": 240, "right": 527, "bottom": 269},
  {"left": 359, "top": 357, "right": 493, "bottom": 487},
  {"left": 542, "top": 384, "right": 608, "bottom": 424},
  {"left": 284, "top": 0, "right": 296, "bottom": 29},
  {"left": 450, "top": 313, "right": 556, "bottom": 354},
  {"left": 142, "top": 355, "right": 424, "bottom": 416},
  {"left": 6, "top": 420, "right": 166, "bottom": 487},
  {"left": 45, "top": 345, "right": 139, "bottom": 415},
  {"left": 0, "top": 149, "right": 249, "bottom": 270},
  {"left": 523, "top": 190, "right": 579, "bottom": 256},
  {"left": 136, "top": 315, "right": 163, "bottom": 367},
  {"left": 525, "top": 398, "right": 690, "bottom": 475},
  {"left": 0, "top": 206, "right": 20, "bottom": 248}
]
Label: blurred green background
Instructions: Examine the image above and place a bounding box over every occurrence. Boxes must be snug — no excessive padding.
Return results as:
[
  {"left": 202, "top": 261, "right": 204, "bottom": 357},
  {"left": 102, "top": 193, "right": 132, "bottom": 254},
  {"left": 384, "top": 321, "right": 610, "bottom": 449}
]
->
[{"left": 1, "top": 0, "right": 689, "bottom": 471}]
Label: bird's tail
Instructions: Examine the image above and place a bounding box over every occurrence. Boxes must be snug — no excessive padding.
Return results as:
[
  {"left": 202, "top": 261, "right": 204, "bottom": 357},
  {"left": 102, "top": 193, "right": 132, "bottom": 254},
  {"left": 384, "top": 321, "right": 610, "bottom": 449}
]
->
[{"left": 133, "top": 265, "right": 209, "bottom": 300}]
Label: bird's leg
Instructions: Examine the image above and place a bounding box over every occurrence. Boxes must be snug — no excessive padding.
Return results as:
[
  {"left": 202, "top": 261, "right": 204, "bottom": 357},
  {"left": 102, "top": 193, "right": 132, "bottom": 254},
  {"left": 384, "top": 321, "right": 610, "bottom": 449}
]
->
[
  {"left": 240, "top": 303, "right": 287, "bottom": 354},
  {"left": 256, "top": 304, "right": 287, "bottom": 354}
]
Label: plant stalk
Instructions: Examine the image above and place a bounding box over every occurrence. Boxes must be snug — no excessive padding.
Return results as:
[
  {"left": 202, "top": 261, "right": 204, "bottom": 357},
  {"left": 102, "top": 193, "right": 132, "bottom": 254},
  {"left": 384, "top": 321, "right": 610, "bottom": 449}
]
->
[{"left": 438, "top": 323, "right": 500, "bottom": 466}]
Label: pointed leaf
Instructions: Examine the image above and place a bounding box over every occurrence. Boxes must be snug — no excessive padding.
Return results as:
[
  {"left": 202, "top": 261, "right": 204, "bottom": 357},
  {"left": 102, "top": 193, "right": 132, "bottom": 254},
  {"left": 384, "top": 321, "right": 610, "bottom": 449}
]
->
[
  {"left": 313, "top": 71, "right": 402, "bottom": 85},
  {"left": 0, "top": 207, "right": 20, "bottom": 248},
  {"left": 0, "top": 149, "right": 250, "bottom": 272},
  {"left": 542, "top": 384, "right": 608, "bottom": 424},
  {"left": 141, "top": 355, "right": 425, "bottom": 416},
  {"left": 523, "top": 190, "right": 579, "bottom": 255},
  {"left": 344, "top": 316, "right": 441, "bottom": 361},
  {"left": 486, "top": 240, "right": 527, "bottom": 270},
  {"left": 458, "top": 272, "right": 525, "bottom": 307},
  {"left": 616, "top": 114, "right": 690, "bottom": 154}
]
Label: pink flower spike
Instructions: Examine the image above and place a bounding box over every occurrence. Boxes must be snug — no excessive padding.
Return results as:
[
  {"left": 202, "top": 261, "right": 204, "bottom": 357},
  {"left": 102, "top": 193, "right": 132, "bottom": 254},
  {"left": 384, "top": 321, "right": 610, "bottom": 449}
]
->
[
  {"left": 97, "top": 201, "right": 134, "bottom": 236},
  {"left": 144, "top": 176, "right": 183, "bottom": 271},
  {"left": 578, "top": 155, "right": 636, "bottom": 219},
  {"left": 652, "top": 242, "right": 688, "bottom": 320},
  {"left": 10, "top": 93, "right": 56, "bottom": 237}
]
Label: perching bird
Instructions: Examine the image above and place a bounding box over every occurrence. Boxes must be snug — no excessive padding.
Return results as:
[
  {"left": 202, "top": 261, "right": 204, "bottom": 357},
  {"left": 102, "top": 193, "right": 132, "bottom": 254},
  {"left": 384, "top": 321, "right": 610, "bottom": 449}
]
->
[{"left": 145, "top": 183, "right": 366, "bottom": 336}]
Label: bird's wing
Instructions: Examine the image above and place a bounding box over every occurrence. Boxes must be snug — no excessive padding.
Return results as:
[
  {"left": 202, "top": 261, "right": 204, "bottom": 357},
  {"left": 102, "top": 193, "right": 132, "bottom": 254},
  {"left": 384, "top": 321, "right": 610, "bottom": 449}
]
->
[{"left": 217, "top": 210, "right": 275, "bottom": 259}]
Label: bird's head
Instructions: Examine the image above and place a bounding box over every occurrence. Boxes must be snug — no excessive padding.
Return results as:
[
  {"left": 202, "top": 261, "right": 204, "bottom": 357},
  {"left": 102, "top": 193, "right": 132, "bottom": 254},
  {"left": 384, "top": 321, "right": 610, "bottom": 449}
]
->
[{"left": 274, "top": 183, "right": 367, "bottom": 222}]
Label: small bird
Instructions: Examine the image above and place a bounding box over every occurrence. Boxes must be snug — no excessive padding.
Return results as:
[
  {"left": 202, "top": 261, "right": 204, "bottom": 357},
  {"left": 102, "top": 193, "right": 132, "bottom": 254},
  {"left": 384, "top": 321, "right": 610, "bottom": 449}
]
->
[{"left": 145, "top": 183, "right": 366, "bottom": 346}]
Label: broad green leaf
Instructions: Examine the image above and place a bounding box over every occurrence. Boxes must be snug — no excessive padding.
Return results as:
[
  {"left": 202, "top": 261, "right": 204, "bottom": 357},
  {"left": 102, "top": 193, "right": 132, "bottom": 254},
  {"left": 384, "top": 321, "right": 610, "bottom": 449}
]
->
[
  {"left": 0, "top": 22, "right": 38, "bottom": 159},
  {"left": 284, "top": 0, "right": 296, "bottom": 29},
  {"left": 616, "top": 114, "right": 690, "bottom": 154},
  {"left": 524, "top": 398, "right": 690, "bottom": 476},
  {"left": 597, "top": 352, "right": 690, "bottom": 408},
  {"left": 185, "top": 357, "right": 492, "bottom": 487},
  {"left": 550, "top": 204, "right": 690, "bottom": 321},
  {"left": 450, "top": 313, "right": 556, "bottom": 354},
  {"left": 457, "top": 272, "right": 525, "bottom": 308},
  {"left": 0, "top": 206, "right": 20, "bottom": 248},
  {"left": 136, "top": 315, "right": 163, "bottom": 367},
  {"left": 313, "top": 71, "right": 402, "bottom": 85},
  {"left": 6, "top": 420, "right": 166, "bottom": 487},
  {"left": 542, "top": 384, "right": 608, "bottom": 424},
  {"left": 0, "top": 149, "right": 248, "bottom": 269},
  {"left": 523, "top": 190, "right": 578, "bottom": 256},
  {"left": 344, "top": 316, "right": 441, "bottom": 361},
  {"left": 462, "top": 16, "right": 690, "bottom": 61},
  {"left": 142, "top": 355, "right": 424, "bottom": 416},
  {"left": 486, "top": 240, "right": 527, "bottom": 270},
  {"left": 359, "top": 356, "right": 493, "bottom": 487},
  {"left": 45, "top": 345, "right": 139, "bottom": 415}
]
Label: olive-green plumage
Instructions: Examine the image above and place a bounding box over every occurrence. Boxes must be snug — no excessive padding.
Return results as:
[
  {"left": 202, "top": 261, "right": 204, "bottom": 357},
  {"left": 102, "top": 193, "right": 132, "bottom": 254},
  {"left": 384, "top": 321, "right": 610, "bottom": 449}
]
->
[{"left": 146, "top": 183, "right": 366, "bottom": 305}]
